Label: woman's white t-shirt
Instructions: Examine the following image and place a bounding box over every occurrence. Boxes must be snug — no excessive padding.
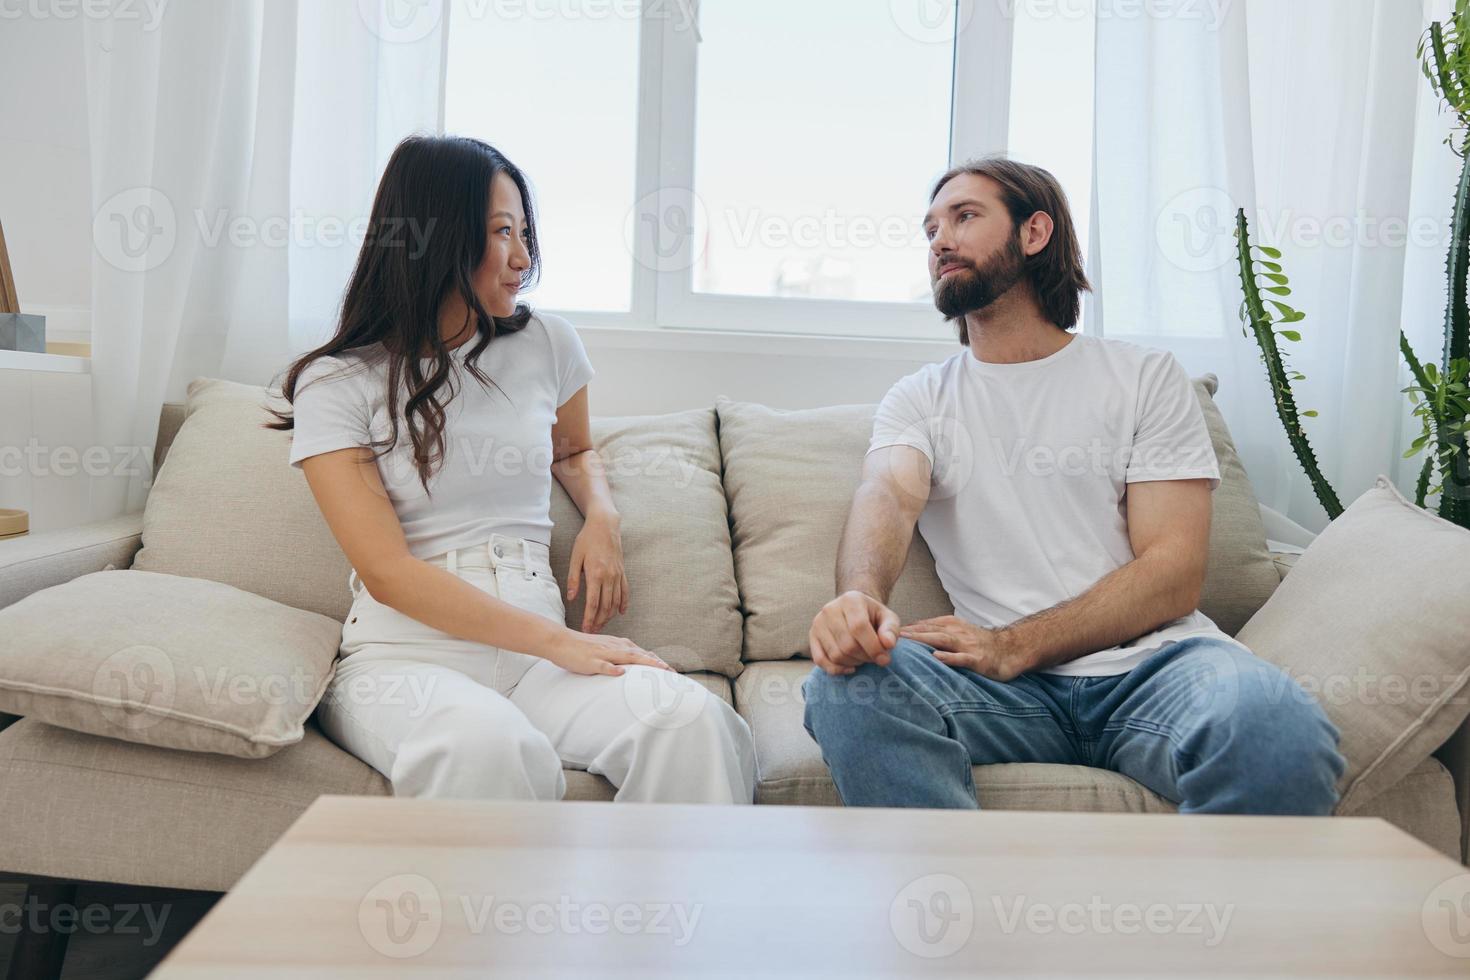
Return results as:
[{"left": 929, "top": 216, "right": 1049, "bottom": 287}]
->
[{"left": 286, "top": 311, "right": 594, "bottom": 559}]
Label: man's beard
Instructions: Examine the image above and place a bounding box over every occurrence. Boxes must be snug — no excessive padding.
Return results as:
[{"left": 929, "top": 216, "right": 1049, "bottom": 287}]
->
[{"left": 932, "top": 235, "right": 1027, "bottom": 320}]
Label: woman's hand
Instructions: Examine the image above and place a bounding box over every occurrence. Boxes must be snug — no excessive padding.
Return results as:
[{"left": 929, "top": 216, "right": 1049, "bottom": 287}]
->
[
  {"left": 544, "top": 628, "right": 672, "bottom": 676},
  {"left": 567, "top": 509, "right": 629, "bottom": 633}
]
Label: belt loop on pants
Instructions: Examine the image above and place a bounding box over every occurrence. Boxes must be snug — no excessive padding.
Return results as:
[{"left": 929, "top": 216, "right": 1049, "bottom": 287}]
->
[
  {"left": 447, "top": 547, "right": 458, "bottom": 577},
  {"left": 521, "top": 538, "right": 533, "bottom": 579}
]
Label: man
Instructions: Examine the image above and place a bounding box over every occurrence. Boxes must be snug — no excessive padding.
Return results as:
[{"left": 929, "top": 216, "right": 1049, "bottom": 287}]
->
[{"left": 802, "top": 158, "right": 1344, "bottom": 814}]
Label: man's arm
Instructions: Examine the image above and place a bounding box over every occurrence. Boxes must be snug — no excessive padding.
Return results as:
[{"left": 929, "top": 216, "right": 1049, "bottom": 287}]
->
[
  {"left": 810, "top": 446, "right": 932, "bottom": 675},
  {"left": 900, "top": 478, "right": 1212, "bottom": 680}
]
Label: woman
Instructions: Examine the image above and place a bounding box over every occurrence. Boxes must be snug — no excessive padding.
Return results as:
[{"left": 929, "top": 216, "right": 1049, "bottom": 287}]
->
[{"left": 267, "top": 135, "right": 755, "bottom": 803}]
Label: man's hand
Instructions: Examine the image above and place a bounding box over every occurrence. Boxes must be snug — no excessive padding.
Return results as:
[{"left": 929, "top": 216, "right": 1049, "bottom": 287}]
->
[
  {"left": 809, "top": 590, "right": 901, "bottom": 676},
  {"left": 899, "top": 615, "right": 1033, "bottom": 682}
]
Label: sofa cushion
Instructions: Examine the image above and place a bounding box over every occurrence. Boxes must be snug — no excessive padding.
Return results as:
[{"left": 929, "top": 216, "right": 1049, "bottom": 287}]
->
[
  {"left": 132, "top": 378, "right": 355, "bottom": 621},
  {"left": 1237, "top": 477, "right": 1470, "bottom": 812},
  {"left": 717, "top": 377, "right": 1277, "bottom": 662},
  {"left": 549, "top": 409, "right": 744, "bottom": 677},
  {"left": 0, "top": 672, "right": 734, "bottom": 891},
  {"left": 136, "top": 380, "right": 743, "bottom": 676},
  {"left": 717, "top": 400, "right": 954, "bottom": 663},
  {"left": 0, "top": 569, "right": 341, "bottom": 758},
  {"left": 0, "top": 717, "right": 388, "bottom": 891},
  {"left": 732, "top": 661, "right": 1461, "bottom": 856},
  {"left": 1194, "top": 374, "right": 1282, "bottom": 633}
]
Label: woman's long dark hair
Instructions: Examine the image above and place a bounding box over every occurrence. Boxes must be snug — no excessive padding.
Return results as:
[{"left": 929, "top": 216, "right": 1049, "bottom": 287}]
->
[{"left": 266, "top": 135, "right": 540, "bottom": 493}]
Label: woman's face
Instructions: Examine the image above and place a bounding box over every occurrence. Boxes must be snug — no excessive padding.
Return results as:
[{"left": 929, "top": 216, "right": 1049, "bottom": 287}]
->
[{"left": 475, "top": 170, "right": 532, "bottom": 318}]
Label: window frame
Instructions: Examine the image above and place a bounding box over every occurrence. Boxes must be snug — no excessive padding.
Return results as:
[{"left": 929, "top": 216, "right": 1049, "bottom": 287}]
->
[{"left": 445, "top": 0, "right": 1016, "bottom": 343}]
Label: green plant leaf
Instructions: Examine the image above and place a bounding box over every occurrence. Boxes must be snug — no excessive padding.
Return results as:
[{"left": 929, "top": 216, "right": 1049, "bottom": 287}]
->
[
  {"left": 1279, "top": 330, "right": 1303, "bottom": 342},
  {"left": 1256, "top": 245, "right": 1283, "bottom": 258},
  {"left": 1265, "top": 286, "right": 1292, "bottom": 296}
]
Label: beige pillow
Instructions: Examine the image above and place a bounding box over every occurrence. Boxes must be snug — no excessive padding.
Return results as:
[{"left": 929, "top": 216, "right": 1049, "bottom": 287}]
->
[
  {"left": 140, "top": 379, "right": 742, "bottom": 676},
  {"left": 0, "top": 570, "right": 341, "bottom": 758},
  {"left": 718, "top": 376, "right": 1278, "bottom": 662},
  {"left": 549, "top": 409, "right": 744, "bottom": 677},
  {"left": 1195, "top": 374, "right": 1281, "bottom": 635},
  {"left": 1236, "top": 477, "right": 1470, "bottom": 812},
  {"left": 717, "top": 399, "right": 953, "bottom": 662},
  {"left": 132, "top": 378, "right": 355, "bottom": 621}
]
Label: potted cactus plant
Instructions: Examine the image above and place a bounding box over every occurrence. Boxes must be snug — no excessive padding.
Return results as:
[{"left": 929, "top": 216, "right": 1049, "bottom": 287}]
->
[{"left": 1234, "top": 2, "right": 1470, "bottom": 528}]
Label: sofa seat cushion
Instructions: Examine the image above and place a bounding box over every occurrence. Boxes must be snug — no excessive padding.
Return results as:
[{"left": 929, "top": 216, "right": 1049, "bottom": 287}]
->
[
  {"left": 717, "top": 375, "right": 1279, "bottom": 663},
  {"left": 0, "top": 717, "right": 389, "bottom": 892},
  {"left": 732, "top": 661, "right": 1461, "bottom": 856},
  {"left": 0, "top": 673, "right": 734, "bottom": 890}
]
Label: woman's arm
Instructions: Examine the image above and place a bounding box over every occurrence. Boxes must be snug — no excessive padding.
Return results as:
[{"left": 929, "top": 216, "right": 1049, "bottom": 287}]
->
[
  {"left": 300, "top": 446, "right": 667, "bottom": 675},
  {"left": 549, "top": 385, "right": 628, "bottom": 633}
]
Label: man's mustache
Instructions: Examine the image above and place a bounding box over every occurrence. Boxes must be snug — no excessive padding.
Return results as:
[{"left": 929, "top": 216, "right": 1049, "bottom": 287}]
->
[{"left": 933, "top": 257, "right": 978, "bottom": 284}]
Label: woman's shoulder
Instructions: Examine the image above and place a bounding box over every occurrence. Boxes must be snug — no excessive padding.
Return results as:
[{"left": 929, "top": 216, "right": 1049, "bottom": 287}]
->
[
  {"left": 523, "top": 309, "right": 583, "bottom": 346},
  {"left": 295, "top": 346, "right": 387, "bottom": 397}
]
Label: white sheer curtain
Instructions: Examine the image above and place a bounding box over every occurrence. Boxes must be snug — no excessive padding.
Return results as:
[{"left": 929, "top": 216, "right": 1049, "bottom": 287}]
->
[
  {"left": 83, "top": 0, "right": 443, "bottom": 520},
  {"left": 1090, "top": 0, "right": 1435, "bottom": 532}
]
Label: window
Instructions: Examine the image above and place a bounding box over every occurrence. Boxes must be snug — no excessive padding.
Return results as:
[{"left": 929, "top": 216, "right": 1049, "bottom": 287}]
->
[
  {"left": 442, "top": 0, "right": 1027, "bottom": 339},
  {"left": 444, "top": 0, "right": 642, "bottom": 313},
  {"left": 690, "top": 1, "right": 952, "bottom": 305}
]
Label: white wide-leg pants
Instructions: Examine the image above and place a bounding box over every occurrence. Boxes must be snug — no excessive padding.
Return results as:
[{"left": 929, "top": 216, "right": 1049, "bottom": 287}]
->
[{"left": 314, "top": 533, "right": 756, "bottom": 804}]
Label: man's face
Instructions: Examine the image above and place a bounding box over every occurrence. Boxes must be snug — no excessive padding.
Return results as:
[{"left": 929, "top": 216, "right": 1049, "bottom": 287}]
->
[{"left": 923, "top": 173, "right": 1027, "bottom": 320}]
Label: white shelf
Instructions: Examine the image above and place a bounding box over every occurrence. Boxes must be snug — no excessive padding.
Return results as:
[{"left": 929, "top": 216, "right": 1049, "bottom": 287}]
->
[{"left": 0, "top": 350, "right": 91, "bottom": 374}]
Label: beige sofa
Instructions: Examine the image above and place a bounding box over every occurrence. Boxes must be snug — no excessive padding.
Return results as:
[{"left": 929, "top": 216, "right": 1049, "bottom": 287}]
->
[{"left": 0, "top": 376, "right": 1466, "bottom": 904}]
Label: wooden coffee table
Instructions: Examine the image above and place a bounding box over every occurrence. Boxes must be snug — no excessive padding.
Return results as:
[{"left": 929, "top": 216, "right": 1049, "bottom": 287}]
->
[{"left": 150, "top": 795, "right": 1470, "bottom": 976}]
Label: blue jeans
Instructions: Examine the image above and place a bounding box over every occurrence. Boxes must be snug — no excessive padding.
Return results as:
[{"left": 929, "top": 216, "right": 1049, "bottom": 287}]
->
[{"left": 802, "top": 636, "right": 1346, "bottom": 814}]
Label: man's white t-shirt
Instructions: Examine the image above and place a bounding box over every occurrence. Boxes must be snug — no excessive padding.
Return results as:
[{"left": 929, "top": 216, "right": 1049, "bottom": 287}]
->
[
  {"left": 286, "top": 311, "right": 594, "bottom": 559},
  {"left": 869, "top": 333, "right": 1241, "bottom": 677}
]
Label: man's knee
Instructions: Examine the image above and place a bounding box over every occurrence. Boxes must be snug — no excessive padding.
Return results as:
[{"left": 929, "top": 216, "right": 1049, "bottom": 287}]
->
[
  {"left": 802, "top": 642, "right": 941, "bottom": 738},
  {"left": 1192, "top": 649, "right": 1346, "bottom": 808}
]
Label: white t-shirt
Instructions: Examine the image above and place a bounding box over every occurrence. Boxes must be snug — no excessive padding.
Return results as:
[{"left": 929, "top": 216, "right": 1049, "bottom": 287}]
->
[
  {"left": 287, "top": 311, "right": 594, "bottom": 559},
  {"left": 869, "top": 333, "right": 1240, "bottom": 677}
]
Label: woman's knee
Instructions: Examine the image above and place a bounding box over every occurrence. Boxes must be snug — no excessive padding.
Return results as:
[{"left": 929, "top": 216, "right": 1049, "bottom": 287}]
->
[{"left": 418, "top": 702, "right": 564, "bottom": 798}]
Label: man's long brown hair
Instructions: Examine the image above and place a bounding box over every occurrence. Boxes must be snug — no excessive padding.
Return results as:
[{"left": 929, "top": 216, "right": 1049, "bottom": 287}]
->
[
  {"left": 265, "top": 136, "right": 541, "bottom": 494},
  {"left": 930, "top": 157, "right": 1092, "bottom": 343}
]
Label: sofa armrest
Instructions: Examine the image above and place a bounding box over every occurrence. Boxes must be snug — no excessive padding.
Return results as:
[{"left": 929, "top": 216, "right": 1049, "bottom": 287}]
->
[{"left": 0, "top": 512, "right": 145, "bottom": 611}]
